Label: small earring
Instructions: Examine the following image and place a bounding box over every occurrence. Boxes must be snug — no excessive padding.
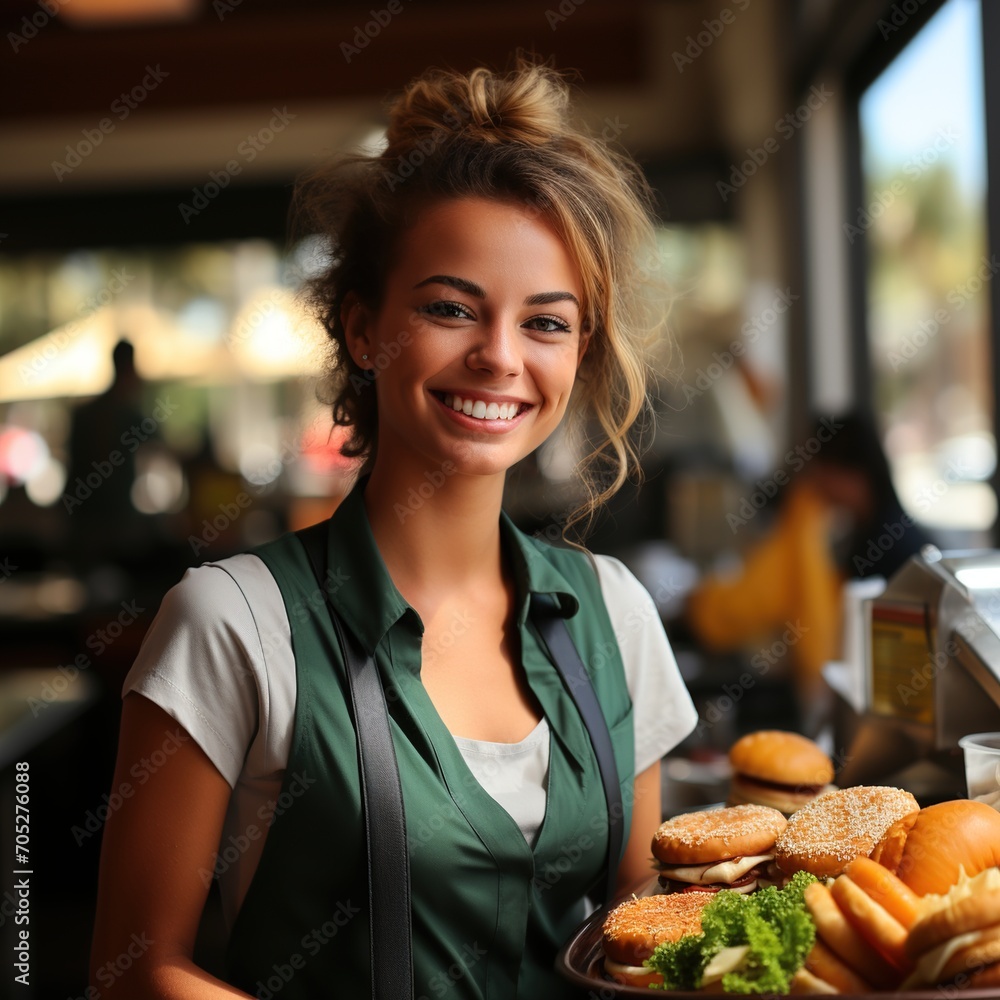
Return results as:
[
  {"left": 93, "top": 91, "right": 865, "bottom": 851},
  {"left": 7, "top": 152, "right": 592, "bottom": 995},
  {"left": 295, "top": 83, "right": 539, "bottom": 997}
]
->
[{"left": 361, "top": 354, "right": 369, "bottom": 361}]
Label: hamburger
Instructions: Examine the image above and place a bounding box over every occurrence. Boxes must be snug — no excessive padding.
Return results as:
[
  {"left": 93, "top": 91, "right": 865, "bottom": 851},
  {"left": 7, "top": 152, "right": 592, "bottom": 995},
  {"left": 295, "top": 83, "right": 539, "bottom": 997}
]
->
[
  {"left": 727, "top": 730, "right": 835, "bottom": 815},
  {"left": 651, "top": 804, "right": 787, "bottom": 894},
  {"left": 601, "top": 891, "right": 711, "bottom": 987},
  {"left": 902, "top": 867, "right": 1000, "bottom": 990},
  {"left": 870, "top": 798, "right": 1000, "bottom": 896},
  {"left": 773, "top": 785, "right": 919, "bottom": 879}
]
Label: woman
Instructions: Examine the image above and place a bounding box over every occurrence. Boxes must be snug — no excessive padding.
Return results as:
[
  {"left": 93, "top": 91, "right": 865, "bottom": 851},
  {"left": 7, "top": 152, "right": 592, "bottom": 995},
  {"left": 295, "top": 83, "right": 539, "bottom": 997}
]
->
[{"left": 89, "top": 59, "right": 697, "bottom": 998}]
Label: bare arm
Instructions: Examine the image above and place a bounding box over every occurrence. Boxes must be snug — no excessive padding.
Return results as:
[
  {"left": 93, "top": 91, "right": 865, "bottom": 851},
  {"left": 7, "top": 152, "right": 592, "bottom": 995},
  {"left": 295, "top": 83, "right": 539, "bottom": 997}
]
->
[
  {"left": 615, "top": 760, "right": 661, "bottom": 895},
  {"left": 89, "top": 692, "right": 254, "bottom": 999}
]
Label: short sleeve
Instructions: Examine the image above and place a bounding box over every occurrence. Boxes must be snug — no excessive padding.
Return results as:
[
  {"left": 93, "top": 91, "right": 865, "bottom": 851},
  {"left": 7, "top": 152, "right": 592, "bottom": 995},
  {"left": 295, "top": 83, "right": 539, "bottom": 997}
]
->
[
  {"left": 593, "top": 554, "right": 698, "bottom": 774},
  {"left": 121, "top": 561, "right": 264, "bottom": 788}
]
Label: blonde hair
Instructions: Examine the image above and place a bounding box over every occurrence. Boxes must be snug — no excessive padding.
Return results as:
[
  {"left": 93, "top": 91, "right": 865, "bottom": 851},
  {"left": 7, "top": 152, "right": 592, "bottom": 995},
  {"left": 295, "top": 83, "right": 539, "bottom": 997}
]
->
[{"left": 294, "top": 56, "right": 663, "bottom": 539}]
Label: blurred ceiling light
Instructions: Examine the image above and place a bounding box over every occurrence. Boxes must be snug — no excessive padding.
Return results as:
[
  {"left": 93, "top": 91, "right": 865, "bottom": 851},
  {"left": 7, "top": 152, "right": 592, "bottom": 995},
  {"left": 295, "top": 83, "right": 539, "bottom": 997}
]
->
[
  {"left": 0, "top": 309, "right": 116, "bottom": 402},
  {"left": 58, "top": 0, "right": 200, "bottom": 27},
  {"left": 125, "top": 304, "right": 235, "bottom": 382},
  {"left": 227, "top": 287, "right": 328, "bottom": 381}
]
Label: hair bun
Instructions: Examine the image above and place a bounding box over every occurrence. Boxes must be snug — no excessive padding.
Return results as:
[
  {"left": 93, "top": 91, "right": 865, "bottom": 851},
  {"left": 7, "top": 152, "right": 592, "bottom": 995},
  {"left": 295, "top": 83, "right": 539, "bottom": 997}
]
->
[{"left": 384, "top": 58, "right": 571, "bottom": 157}]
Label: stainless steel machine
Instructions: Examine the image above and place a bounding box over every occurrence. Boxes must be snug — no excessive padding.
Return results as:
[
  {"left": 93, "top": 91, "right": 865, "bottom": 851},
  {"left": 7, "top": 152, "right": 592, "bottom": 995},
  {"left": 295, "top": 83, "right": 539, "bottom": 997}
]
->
[{"left": 835, "top": 546, "right": 1000, "bottom": 800}]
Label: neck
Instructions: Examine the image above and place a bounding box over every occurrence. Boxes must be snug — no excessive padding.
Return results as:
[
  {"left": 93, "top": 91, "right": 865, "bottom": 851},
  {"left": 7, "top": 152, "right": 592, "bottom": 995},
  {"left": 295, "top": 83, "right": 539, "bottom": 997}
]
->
[{"left": 362, "top": 460, "right": 508, "bottom": 597}]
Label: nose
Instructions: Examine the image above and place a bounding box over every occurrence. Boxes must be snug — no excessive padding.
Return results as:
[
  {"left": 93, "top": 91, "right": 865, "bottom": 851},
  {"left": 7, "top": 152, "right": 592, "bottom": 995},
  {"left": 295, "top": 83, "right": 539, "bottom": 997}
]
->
[{"left": 465, "top": 322, "right": 523, "bottom": 378}]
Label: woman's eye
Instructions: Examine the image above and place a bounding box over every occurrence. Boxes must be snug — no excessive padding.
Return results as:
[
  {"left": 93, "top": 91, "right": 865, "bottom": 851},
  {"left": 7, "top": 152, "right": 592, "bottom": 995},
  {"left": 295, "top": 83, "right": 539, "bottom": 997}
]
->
[
  {"left": 419, "top": 300, "right": 473, "bottom": 320},
  {"left": 525, "top": 314, "right": 571, "bottom": 334}
]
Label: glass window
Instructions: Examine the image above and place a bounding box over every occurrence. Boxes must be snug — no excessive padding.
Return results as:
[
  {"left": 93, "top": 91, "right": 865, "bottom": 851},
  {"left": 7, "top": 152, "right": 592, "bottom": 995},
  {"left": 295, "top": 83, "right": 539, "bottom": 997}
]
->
[{"left": 858, "top": 0, "right": 995, "bottom": 534}]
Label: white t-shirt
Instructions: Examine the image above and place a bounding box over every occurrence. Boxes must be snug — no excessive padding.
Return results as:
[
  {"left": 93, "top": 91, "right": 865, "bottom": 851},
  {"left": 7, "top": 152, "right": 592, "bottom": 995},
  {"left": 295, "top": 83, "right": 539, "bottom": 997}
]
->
[{"left": 122, "top": 551, "right": 697, "bottom": 931}]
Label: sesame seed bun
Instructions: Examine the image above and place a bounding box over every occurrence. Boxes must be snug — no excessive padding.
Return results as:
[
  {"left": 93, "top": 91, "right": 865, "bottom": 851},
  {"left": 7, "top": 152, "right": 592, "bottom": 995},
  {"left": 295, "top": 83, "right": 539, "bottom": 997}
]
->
[
  {"left": 651, "top": 804, "right": 787, "bottom": 866},
  {"left": 601, "top": 891, "right": 711, "bottom": 984},
  {"left": 774, "top": 786, "right": 919, "bottom": 878}
]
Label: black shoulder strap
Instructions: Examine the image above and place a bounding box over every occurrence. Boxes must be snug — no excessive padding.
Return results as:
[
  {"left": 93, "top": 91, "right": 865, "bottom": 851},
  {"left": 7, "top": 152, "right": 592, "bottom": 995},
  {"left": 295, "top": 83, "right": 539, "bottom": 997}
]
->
[
  {"left": 297, "top": 520, "right": 414, "bottom": 1000},
  {"left": 530, "top": 592, "right": 625, "bottom": 909}
]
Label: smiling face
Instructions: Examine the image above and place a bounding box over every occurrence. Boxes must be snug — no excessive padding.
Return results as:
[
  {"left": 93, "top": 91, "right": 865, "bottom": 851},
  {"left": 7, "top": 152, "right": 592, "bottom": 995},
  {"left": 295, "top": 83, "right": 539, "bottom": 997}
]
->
[{"left": 343, "top": 196, "right": 589, "bottom": 484}]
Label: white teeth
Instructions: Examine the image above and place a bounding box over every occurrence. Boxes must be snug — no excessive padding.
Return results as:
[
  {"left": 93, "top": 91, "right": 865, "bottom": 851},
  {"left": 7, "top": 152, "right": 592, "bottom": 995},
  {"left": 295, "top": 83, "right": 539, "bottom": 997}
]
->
[{"left": 442, "top": 393, "right": 521, "bottom": 420}]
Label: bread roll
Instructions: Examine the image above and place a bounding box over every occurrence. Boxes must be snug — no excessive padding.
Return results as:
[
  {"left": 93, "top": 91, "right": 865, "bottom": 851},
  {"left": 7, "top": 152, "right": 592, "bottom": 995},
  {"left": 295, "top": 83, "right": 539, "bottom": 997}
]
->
[{"left": 871, "top": 799, "right": 1000, "bottom": 896}]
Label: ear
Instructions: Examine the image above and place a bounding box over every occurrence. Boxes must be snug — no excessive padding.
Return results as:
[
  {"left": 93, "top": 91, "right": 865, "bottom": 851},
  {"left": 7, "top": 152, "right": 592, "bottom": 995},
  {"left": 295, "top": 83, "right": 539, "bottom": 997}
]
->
[
  {"left": 576, "top": 327, "right": 592, "bottom": 368},
  {"left": 341, "top": 292, "right": 372, "bottom": 367}
]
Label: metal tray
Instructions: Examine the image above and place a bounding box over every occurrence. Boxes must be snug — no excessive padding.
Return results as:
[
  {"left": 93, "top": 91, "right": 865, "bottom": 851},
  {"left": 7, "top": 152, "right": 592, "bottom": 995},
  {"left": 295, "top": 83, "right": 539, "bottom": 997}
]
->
[{"left": 554, "top": 879, "right": 999, "bottom": 999}]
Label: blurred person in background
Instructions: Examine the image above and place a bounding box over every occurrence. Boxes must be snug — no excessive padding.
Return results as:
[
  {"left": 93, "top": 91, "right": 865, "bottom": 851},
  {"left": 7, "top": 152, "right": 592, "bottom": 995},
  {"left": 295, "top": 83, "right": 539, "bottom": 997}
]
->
[
  {"left": 64, "top": 338, "right": 161, "bottom": 581},
  {"left": 89, "top": 58, "right": 698, "bottom": 999},
  {"left": 685, "top": 411, "right": 929, "bottom": 730}
]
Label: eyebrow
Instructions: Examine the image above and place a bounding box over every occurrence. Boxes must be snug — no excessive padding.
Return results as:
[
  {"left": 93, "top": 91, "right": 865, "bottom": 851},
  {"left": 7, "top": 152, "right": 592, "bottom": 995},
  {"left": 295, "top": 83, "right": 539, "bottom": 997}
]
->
[{"left": 414, "top": 274, "right": 580, "bottom": 310}]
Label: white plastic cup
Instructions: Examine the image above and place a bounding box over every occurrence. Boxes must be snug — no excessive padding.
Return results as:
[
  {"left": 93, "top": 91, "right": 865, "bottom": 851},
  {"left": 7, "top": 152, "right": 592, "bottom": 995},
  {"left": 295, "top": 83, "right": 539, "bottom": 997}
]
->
[{"left": 958, "top": 732, "right": 1000, "bottom": 812}]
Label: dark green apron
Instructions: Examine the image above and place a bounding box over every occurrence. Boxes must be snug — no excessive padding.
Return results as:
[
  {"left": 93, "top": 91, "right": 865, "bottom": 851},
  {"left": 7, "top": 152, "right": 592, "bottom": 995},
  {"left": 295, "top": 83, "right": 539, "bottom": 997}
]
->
[{"left": 225, "top": 483, "right": 635, "bottom": 998}]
